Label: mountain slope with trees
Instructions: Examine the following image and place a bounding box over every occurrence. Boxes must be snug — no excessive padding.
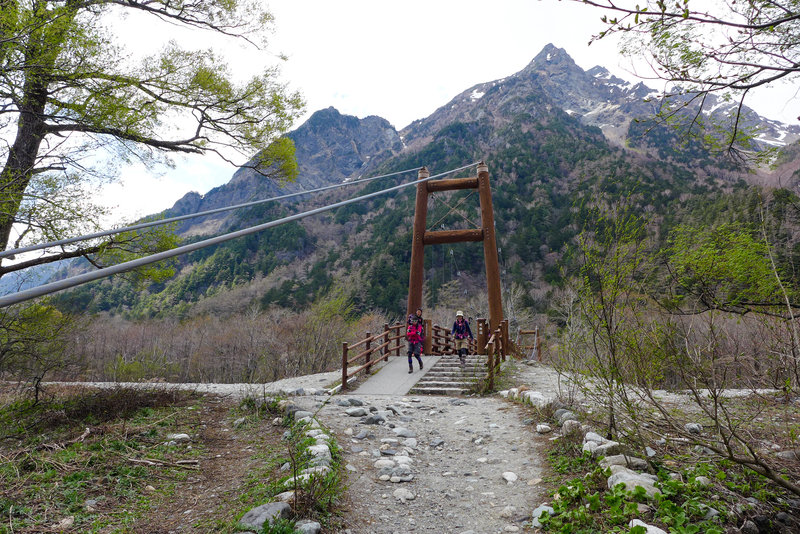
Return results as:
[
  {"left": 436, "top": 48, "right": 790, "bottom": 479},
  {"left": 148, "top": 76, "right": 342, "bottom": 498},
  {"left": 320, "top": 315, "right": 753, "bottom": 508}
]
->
[{"left": 40, "top": 45, "right": 799, "bottom": 323}]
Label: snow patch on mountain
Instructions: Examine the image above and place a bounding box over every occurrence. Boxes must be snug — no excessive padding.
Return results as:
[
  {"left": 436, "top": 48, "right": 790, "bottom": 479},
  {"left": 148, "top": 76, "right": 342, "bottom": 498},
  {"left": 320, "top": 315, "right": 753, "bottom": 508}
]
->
[{"left": 470, "top": 89, "right": 486, "bottom": 101}]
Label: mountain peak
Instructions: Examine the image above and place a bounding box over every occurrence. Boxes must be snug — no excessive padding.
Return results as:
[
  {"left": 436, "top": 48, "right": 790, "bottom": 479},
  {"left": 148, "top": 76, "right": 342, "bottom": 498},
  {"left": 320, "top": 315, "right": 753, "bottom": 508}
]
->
[{"left": 526, "top": 44, "right": 580, "bottom": 72}]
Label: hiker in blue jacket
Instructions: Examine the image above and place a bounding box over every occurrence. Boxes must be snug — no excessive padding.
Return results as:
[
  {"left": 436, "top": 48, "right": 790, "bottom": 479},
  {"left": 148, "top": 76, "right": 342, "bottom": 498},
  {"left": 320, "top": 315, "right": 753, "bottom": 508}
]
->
[{"left": 452, "top": 310, "right": 473, "bottom": 366}]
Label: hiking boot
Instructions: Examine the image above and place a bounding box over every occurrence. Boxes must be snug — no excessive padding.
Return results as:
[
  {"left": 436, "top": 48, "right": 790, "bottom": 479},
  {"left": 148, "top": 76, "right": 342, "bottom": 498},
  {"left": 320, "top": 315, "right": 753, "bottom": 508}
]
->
[
  {"left": 408, "top": 367, "right": 413, "bottom": 374},
  {"left": 419, "top": 360, "right": 423, "bottom": 370}
]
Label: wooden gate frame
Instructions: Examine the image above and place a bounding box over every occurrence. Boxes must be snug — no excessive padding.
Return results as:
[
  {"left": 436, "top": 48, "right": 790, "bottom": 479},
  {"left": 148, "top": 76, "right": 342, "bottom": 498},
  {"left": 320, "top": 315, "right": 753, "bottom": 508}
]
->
[{"left": 406, "top": 161, "right": 504, "bottom": 352}]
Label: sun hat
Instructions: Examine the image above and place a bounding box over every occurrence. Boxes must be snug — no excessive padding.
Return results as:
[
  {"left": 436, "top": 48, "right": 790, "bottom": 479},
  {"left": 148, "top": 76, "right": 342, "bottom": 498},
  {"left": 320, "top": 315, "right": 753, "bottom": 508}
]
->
[{"left": 456, "top": 310, "right": 464, "bottom": 317}]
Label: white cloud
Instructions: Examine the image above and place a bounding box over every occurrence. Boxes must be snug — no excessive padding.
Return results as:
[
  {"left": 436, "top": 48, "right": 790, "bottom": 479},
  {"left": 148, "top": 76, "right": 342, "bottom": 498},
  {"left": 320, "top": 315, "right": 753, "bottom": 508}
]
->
[{"left": 97, "top": 154, "right": 234, "bottom": 224}]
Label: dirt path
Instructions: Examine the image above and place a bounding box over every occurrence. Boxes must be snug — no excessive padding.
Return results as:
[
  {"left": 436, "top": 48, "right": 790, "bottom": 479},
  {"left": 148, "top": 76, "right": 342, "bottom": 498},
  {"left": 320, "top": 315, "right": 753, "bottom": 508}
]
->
[
  {"left": 39, "top": 362, "right": 565, "bottom": 533},
  {"left": 303, "top": 391, "right": 551, "bottom": 534}
]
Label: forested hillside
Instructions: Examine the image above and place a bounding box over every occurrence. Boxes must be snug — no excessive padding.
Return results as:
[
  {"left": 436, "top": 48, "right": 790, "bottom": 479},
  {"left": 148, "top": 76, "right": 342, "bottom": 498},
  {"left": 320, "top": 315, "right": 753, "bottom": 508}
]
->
[{"left": 51, "top": 100, "right": 759, "bottom": 319}]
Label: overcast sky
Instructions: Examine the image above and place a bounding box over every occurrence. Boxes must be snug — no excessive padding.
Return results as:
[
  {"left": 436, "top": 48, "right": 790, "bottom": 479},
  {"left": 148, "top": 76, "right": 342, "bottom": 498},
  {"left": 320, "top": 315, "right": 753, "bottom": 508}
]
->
[{"left": 101, "top": 0, "right": 800, "bottom": 223}]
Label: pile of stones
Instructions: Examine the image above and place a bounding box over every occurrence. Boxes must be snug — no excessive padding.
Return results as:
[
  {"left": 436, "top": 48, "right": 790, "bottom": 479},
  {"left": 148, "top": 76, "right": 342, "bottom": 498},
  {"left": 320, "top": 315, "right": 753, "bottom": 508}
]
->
[
  {"left": 237, "top": 401, "right": 333, "bottom": 534},
  {"left": 499, "top": 388, "right": 671, "bottom": 532}
]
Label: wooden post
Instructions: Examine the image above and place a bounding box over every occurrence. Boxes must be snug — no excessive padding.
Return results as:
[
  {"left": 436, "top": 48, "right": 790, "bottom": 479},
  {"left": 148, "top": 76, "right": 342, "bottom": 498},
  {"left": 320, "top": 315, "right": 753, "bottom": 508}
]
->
[
  {"left": 501, "top": 319, "right": 509, "bottom": 361},
  {"left": 364, "top": 332, "right": 372, "bottom": 374},
  {"left": 341, "top": 342, "right": 349, "bottom": 390},
  {"left": 383, "top": 323, "right": 390, "bottom": 362},
  {"left": 395, "top": 324, "right": 401, "bottom": 356},
  {"left": 407, "top": 167, "right": 429, "bottom": 317},
  {"left": 487, "top": 340, "right": 495, "bottom": 391},
  {"left": 424, "top": 318, "right": 432, "bottom": 355},
  {"left": 477, "top": 318, "right": 487, "bottom": 355},
  {"left": 477, "top": 162, "right": 504, "bottom": 333}
]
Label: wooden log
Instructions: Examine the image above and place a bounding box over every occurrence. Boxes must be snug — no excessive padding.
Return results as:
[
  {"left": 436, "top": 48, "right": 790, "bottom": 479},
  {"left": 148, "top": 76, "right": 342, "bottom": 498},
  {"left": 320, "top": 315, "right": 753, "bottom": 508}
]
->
[
  {"left": 426, "top": 177, "right": 479, "bottom": 192},
  {"left": 423, "top": 229, "right": 483, "bottom": 245},
  {"left": 478, "top": 162, "right": 504, "bottom": 333}
]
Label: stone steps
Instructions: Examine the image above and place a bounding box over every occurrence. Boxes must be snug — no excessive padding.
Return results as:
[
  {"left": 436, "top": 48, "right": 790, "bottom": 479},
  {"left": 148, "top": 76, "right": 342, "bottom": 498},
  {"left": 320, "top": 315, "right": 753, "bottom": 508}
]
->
[{"left": 410, "top": 355, "right": 488, "bottom": 395}]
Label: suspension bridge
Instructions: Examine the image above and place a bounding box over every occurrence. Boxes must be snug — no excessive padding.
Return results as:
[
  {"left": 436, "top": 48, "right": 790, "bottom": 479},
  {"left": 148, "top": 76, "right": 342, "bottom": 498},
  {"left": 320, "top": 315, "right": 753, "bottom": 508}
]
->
[{"left": 0, "top": 160, "right": 538, "bottom": 394}]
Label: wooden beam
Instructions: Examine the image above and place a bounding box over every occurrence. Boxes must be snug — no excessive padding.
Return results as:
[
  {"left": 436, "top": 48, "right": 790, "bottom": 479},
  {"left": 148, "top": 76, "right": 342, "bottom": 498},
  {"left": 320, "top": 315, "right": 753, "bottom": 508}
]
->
[
  {"left": 426, "top": 177, "right": 479, "bottom": 192},
  {"left": 478, "top": 162, "right": 504, "bottom": 333},
  {"left": 407, "top": 167, "right": 429, "bottom": 316},
  {"left": 423, "top": 229, "right": 483, "bottom": 244}
]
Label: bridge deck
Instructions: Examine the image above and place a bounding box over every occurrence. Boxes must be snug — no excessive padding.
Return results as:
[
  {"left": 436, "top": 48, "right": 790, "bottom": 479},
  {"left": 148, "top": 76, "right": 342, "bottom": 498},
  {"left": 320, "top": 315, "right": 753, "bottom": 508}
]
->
[{"left": 350, "top": 354, "right": 442, "bottom": 395}]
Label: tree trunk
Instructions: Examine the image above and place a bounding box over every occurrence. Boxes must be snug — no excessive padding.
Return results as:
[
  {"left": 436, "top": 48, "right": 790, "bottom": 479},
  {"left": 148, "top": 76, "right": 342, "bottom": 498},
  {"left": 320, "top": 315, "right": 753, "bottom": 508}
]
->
[{"left": 0, "top": 4, "right": 71, "bottom": 257}]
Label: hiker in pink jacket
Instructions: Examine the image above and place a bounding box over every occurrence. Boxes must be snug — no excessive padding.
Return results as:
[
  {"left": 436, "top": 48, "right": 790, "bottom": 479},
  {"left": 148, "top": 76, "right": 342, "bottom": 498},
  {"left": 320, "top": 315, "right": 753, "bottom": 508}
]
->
[{"left": 406, "top": 308, "right": 425, "bottom": 374}]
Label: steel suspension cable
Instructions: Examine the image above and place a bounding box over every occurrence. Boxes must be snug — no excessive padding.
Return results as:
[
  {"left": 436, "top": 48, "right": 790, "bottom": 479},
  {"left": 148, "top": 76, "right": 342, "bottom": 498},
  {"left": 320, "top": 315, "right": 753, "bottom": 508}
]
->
[
  {"left": 428, "top": 190, "right": 478, "bottom": 229},
  {"left": 0, "top": 166, "right": 424, "bottom": 259},
  {"left": 0, "top": 162, "right": 481, "bottom": 308}
]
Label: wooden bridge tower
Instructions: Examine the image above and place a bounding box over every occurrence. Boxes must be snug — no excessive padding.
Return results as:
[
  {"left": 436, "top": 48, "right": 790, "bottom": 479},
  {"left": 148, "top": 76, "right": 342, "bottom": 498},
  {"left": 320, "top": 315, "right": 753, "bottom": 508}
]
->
[{"left": 407, "top": 161, "right": 504, "bottom": 350}]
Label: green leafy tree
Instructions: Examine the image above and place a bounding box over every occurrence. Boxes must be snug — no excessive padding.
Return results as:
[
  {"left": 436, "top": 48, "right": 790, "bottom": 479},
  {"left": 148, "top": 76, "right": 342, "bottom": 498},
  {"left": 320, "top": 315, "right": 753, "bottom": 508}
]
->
[
  {"left": 576, "top": 0, "right": 800, "bottom": 161},
  {"left": 0, "top": 0, "right": 304, "bottom": 277},
  {"left": 0, "top": 303, "right": 83, "bottom": 402},
  {"left": 559, "top": 202, "right": 654, "bottom": 438},
  {"left": 558, "top": 211, "right": 800, "bottom": 497},
  {"left": 662, "top": 222, "right": 800, "bottom": 390}
]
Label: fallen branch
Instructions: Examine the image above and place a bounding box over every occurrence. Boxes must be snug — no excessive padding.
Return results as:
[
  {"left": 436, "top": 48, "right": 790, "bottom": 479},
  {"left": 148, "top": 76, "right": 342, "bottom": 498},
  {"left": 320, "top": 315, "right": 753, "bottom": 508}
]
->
[
  {"left": 38, "top": 427, "right": 91, "bottom": 451},
  {"left": 126, "top": 457, "right": 199, "bottom": 470}
]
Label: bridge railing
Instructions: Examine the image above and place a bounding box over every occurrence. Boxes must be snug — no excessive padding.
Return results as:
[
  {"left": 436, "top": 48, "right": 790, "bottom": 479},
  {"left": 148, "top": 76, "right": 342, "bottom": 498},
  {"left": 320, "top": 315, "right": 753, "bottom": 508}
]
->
[
  {"left": 485, "top": 328, "right": 505, "bottom": 391},
  {"left": 430, "top": 324, "right": 450, "bottom": 354},
  {"left": 340, "top": 318, "right": 510, "bottom": 390},
  {"left": 430, "top": 323, "right": 478, "bottom": 355},
  {"left": 517, "top": 327, "right": 542, "bottom": 361},
  {"left": 341, "top": 323, "right": 405, "bottom": 390}
]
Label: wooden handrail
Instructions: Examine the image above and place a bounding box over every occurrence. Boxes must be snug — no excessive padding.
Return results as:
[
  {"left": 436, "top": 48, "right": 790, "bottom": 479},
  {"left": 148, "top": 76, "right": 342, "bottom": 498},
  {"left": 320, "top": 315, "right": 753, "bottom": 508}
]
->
[
  {"left": 383, "top": 333, "right": 405, "bottom": 344},
  {"left": 349, "top": 357, "right": 381, "bottom": 377},
  {"left": 349, "top": 324, "right": 404, "bottom": 351},
  {"left": 348, "top": 336, "right": 372, "bottom": 351},
  {"left": 370, "top": 338, "right": 394, "bottom": 354},
  {"left": 341, "top": 322, "right": 406, "bottom": 389}
]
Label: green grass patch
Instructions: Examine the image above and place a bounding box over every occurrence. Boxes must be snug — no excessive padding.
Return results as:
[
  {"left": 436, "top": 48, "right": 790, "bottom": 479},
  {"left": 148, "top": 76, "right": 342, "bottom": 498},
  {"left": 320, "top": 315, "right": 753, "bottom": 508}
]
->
[{"left": 0, "top": 386, "right": 202, "bottom": 533}]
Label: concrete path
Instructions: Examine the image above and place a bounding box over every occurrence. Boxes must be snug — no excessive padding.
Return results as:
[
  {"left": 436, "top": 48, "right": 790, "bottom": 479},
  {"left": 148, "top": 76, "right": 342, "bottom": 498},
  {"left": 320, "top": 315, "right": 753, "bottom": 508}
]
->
[{"left": 350, "top": 354, "right": 442, "bottom": 395}]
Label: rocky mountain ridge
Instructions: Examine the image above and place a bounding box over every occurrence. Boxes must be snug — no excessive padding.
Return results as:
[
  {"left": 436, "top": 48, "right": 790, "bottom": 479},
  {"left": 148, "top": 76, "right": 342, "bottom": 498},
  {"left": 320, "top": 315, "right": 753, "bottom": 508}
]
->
[
  {"left": 169, "top": 108, "right": 403, "bottom": 236},
  {"left": 403, "top": 43, "right": 800, "bottom": 151},
  {"left": 169, "top": 43, "right": 800, "bottom": 239}
]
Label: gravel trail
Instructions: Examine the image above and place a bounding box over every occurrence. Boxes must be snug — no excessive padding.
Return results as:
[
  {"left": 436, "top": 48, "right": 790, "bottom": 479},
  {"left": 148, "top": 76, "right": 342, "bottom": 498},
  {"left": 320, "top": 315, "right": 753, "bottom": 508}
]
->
[{"left": 302, "top": 392, "right": 552, "bottom": 534}]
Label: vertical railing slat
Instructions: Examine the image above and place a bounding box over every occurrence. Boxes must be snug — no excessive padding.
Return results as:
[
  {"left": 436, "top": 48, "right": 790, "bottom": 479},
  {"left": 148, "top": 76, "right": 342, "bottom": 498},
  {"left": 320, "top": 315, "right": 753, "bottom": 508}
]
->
[
  {"left": 487, "top": 340, "right": 495, "bottom": 391},
  {"left": 341, "top": 342, "right": 349, "bottom": 390},
  {"left": 364, "top": 331, "right": 372, "bottom": 374},
  {"left": 383, "top": 323, "right": 390, "bottom": 362}
]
